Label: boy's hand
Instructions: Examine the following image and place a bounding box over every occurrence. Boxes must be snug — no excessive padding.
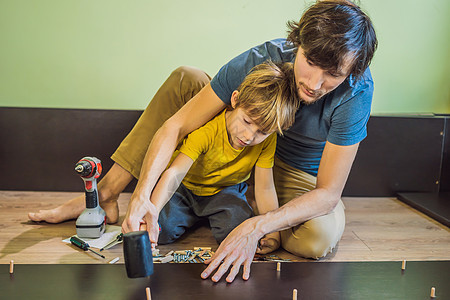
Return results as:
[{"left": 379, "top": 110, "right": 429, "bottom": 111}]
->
[{"left": 256, "top": 232, "right": 280, "bottom": 254}]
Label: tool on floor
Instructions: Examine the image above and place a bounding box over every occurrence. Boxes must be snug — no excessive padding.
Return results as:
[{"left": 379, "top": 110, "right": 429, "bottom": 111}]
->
[
  {"left": 70, "top": 236, "right": 105, "bottom": 259},
  {"left": 123, "top": 231, "right": 153, "bottom": 278},
  {"left": 100, "top": 233, "right": 123, "bottom": 251},
  {"left": 74, "top": 156, "right": 106, "bottom": 238}
]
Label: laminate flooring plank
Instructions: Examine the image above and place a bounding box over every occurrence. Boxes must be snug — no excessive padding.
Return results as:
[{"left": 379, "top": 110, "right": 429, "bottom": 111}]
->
[{"left": 0, "top": 191, "right": 449, "bottom": 264}]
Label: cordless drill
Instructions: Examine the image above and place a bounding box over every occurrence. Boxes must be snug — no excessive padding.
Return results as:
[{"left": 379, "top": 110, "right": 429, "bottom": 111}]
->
[{"left": 74, "top": 157, "right": 106, "bottom": 238}]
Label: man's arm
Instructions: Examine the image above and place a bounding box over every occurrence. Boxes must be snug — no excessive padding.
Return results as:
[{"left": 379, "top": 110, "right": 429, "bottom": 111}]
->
[
  {"left": 201, "top": 141, "right": 359, "bottom": 282},
  {"left": 122, "top": 84, "right": 226, "bottom": 234}
]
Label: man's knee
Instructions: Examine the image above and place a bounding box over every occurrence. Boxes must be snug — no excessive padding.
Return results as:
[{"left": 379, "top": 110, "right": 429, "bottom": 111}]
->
[
  {"left": 172, "top": 66, "right": 210, "bottom": 89},
  {"left": 281, "top": 201, "right": 345, "bottom": 259},
  {"left": 281, "top": 233, "right": 335, "bottom": 259},
  {"left": 164, "top": 66, "right": 210, "bottom": 104}
]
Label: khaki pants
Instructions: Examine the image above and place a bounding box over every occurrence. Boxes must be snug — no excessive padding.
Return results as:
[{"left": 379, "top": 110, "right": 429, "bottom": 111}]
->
[
  {"left": 112, "top": 66, "right": 346, "bottom": 259},
  {"left": 111, "top": 66, "right": 211, "bottom": 179},
  {"left": 273, "top": 157, "right": 345, "bottom": 259}
]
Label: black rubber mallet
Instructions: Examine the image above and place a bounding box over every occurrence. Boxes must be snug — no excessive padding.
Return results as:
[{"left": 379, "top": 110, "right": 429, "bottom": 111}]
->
[{"left": 123, "top": 231, "right": 154, "bottom": 278}]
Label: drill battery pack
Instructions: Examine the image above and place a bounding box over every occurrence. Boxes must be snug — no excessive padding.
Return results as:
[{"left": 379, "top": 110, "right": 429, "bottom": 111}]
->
[{"left": 76, "top": 206, "right": 106, "bottom": 238}]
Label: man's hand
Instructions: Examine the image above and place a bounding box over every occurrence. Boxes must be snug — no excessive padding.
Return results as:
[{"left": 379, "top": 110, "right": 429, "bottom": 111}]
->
[
  {"left": 121, "top": 195, "right": 160, "bottom": 245},
  {"left": 256, "top": 232, "right": 280, "bottom": 254},
  {"left": 201, "top": 217, "right": 264, "bottom": 283}
]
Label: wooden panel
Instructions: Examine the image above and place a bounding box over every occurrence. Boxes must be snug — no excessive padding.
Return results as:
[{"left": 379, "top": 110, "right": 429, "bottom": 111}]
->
[
  {"left": 344, "top": 116, "right": 445, "bottom": 196},
  {"left": 2, "top": 262, "right": 449, "bottom": 299},
  {"left": 397, "top": 192, "right": 450, "bottom": 227},
  {"left": 0, "top": 107, "right": 139, "bottom": 192},
  {"left": 440, "top": 118, "right": 450, "bottom": 192},
  {"left": 1, "top": 108, "right": 449, "bottom": 198},
  {"left": 390, "top": 116, "right": 450, "bottom": 227}
]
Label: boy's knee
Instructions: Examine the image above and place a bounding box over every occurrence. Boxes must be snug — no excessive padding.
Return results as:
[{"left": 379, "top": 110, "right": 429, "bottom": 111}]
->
[
  {"left": 157, "top": 212, "right": 185, "bottom": 244},
  {"left": 211, "top": 222, "right": 242, "bottom": 244},
  {"left": 158, "top": 226, "right": 184, "bottom": 245},
  {"left": 211, "top": 211, "right": 252, "bottom": 244},
  {"left": 212, "top": 229, "right": 228, "bottom": 244}
]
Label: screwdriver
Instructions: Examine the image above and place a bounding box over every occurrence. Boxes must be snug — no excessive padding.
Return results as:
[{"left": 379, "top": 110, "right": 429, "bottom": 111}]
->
[{"left": 70, "top": 236, "right": 105, "bottom": 259}]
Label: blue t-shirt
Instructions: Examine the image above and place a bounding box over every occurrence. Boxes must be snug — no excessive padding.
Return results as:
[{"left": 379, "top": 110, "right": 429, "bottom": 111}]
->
[{"left": 210, "top": 38, "right": 374, "bottom": 176}]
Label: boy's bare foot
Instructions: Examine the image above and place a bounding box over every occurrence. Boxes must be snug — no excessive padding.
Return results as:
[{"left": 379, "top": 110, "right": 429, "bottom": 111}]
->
[{"left": 28, "top": 194, "right": 120, "bottom": 224}]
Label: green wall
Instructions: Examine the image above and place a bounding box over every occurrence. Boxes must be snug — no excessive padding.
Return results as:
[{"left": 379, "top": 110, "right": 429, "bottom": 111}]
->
[{"left": 1, "top": 0, "right": 449, "bottom": 113}]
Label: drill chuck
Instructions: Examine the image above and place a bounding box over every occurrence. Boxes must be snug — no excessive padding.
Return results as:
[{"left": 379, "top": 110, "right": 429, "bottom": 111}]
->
[{"left": 75, "top": 160, "right": 95, "bottom": 178}]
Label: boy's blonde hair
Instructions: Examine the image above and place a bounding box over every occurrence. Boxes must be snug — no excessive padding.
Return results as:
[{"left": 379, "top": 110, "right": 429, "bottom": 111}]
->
[{"left": 235, "top": 61, "right": 300, "bottom": 135}]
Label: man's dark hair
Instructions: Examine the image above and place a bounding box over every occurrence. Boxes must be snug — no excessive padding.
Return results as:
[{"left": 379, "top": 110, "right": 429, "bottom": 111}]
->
[{"left": 287, "top": 0, "right": 377, "bottom": 79}]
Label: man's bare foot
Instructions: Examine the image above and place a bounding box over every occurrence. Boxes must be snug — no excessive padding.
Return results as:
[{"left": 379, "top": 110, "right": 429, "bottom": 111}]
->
[
  {"left": 28, "top": 194, "right": 86, "bottom": 223},
  {"left": 101, "top": 197, "right": 119, "bottom": 224},
  {"left": 28, "top": 194, "right": 120, "bottom": 224},
  {"left": 28, "top": 162, "right": 133, "bottom": 224}
]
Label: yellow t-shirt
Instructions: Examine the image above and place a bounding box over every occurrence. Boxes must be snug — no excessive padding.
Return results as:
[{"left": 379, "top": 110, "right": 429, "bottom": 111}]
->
[{"left": 171, "top": 109, "right": 276, "bottom": 196}]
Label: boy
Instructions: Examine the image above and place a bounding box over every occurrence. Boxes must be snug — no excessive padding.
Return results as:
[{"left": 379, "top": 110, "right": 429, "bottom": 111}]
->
[{"left": 146, "top": 61, "right": 300, "bottom": 250}]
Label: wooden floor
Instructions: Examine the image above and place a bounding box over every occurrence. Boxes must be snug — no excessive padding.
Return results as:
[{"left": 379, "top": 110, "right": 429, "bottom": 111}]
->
[{"left": 0, "top": 191, "right": 449, "bottom": 265}]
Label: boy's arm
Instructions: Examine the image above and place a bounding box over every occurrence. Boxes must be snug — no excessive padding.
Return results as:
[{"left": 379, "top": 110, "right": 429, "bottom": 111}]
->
[
  {"left": 122, "top": 84, "right": 226, "bottom": 234},
  {"left": 138, "top": 152, "right": 194, "bottom": 245},
  {"left": 253, "top": 166, "right": 280, "bottom": 255},
  {"left": 253, "top": 166, "right": 278, "bottom": 214}
]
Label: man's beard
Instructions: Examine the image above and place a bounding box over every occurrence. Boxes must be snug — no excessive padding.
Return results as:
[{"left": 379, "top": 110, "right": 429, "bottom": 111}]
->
[
  {"left": 299, "top": 96, "right": 321, "bottom": 105},
  {"left": 297, "top": 83, "right": 325, "bottom": 105},
  {"left": 298, "top": 93, "right": 324, "bottom": 106}
]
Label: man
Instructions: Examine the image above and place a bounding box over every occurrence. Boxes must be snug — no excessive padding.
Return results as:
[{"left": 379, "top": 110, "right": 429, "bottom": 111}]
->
[{"left": 29, "top": 0, "right": 377, "bottom": 283}]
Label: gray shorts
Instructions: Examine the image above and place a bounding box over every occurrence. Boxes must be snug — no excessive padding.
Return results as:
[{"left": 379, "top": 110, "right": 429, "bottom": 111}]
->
[{"left": 158, "top": 182, "right": 253, "bottom": 244}]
